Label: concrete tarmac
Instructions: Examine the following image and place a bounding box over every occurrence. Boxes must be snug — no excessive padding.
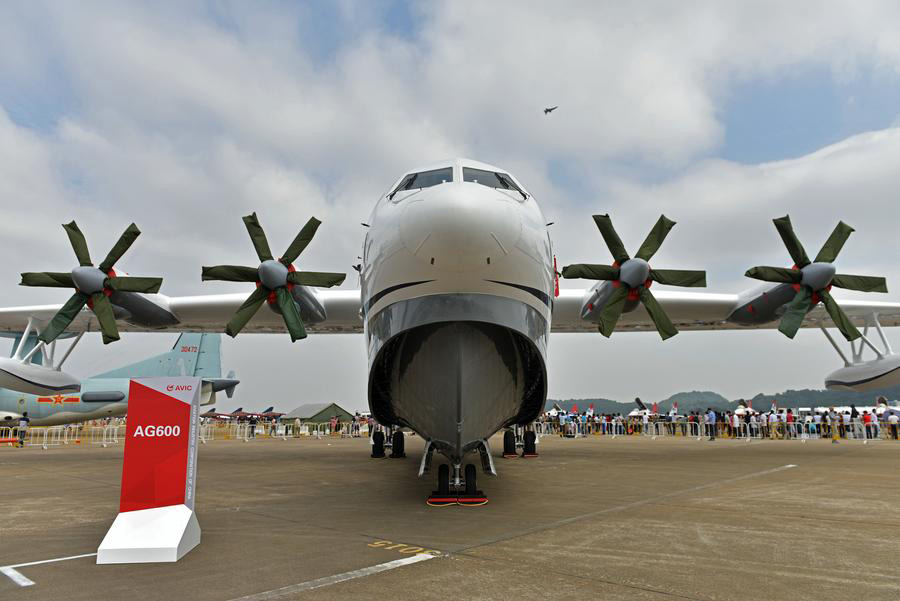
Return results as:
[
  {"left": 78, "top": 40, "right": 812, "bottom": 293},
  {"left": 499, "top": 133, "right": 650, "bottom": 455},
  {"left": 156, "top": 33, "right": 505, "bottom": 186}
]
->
[{"left": 1, "top": 434, "right": 898, "bottom": 600}]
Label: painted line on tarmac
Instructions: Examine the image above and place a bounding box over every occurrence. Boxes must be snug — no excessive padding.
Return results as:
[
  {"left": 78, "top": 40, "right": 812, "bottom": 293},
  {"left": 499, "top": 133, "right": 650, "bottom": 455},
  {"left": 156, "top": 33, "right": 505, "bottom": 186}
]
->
[
  {"left": 1, "top": 552, "right": 97, "bottom": 587},
  {"left": 458, "top": 463, "right": 799, "bottom": 553},
  {"left": 228, "top": 553, "right": 435, "bottom": 600}
]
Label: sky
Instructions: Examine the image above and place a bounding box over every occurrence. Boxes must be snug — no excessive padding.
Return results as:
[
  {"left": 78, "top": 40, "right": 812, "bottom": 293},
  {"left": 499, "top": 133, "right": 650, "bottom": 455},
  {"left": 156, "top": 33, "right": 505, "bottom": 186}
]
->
[{"left": 2, "top": 1, "right": 900, "bottom": 412}]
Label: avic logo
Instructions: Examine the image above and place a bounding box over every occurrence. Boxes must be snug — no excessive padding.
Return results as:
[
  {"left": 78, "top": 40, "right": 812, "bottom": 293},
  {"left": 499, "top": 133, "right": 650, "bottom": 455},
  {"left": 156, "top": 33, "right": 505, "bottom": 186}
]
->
[{"left": 166, "top": 384, "right": 194, "bottom": 392}]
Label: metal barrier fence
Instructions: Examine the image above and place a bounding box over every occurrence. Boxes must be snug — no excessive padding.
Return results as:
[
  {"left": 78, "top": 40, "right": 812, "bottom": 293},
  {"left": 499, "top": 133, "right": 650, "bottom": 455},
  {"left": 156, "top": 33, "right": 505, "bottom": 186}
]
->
[
  {"left": 532, "top": 419, "right": 900, "bottom": 442},
  {"left": 1, "top": 423, "right": 127, "bottom": 449}
]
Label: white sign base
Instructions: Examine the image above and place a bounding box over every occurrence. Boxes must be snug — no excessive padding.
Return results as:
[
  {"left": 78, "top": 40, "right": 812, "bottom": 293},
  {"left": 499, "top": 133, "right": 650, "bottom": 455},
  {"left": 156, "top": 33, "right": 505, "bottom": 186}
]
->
[{"left": 97, "top": 504, "right": 200, "bottom": 564}]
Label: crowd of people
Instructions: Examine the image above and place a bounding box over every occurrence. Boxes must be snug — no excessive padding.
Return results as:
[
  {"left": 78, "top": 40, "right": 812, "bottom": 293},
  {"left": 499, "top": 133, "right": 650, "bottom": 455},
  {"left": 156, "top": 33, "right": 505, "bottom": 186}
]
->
[{"left": 537, "top": 403, "right": 900, "bottom": 442}]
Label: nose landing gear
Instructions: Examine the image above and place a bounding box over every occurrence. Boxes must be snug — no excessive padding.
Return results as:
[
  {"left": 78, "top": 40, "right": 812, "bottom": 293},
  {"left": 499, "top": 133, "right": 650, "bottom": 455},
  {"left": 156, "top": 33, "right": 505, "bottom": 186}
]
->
[{"left": 427, "top": 462, "right": 488, "bottom": 507}]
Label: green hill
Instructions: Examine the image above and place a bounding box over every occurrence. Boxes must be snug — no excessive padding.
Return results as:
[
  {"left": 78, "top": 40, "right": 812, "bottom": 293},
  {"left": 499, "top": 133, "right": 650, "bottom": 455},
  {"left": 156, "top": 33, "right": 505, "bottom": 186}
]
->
[{"left": 547, "top": 385, "right": 900, "bottom": 414}]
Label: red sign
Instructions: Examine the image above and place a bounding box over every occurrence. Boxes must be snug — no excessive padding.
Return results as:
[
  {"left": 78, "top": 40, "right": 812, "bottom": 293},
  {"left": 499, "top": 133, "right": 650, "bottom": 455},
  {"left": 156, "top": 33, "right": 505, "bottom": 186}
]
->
[{"left": 119, "top": 378, "right": 200, "bottom": 513}]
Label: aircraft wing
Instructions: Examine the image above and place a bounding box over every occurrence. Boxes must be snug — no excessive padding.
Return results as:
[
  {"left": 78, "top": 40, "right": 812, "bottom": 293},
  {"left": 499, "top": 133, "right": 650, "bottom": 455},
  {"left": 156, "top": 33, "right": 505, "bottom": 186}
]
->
[
  {"left": 551, "top": 288, "right": 900, "bottom": 333},
  {"left": 0, "top": 290, "right": 364, "bottom": 335},
  {"left": 3, "top": 287, "right": 900, "bottom": 336}
]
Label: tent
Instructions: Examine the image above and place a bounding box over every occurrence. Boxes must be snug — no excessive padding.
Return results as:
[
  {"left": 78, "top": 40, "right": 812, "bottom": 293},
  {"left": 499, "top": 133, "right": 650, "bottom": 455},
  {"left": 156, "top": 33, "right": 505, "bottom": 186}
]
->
[{"left": 282, "top": 402, "right": 355, "bottom": 424}]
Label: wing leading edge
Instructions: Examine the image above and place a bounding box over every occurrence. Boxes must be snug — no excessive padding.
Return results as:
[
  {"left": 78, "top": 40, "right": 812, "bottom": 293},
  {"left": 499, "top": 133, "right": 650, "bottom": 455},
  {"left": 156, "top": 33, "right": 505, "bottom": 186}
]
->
[{"left": 551, "top": 288, "right": 900, "bottom": 333}]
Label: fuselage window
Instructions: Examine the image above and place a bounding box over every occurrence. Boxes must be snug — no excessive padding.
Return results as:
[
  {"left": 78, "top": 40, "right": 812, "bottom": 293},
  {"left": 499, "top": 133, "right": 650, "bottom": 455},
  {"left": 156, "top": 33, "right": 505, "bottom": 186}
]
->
[
  {"left": 388, "top": 167, "right": 453, "bottom": 199},
  {"left": 462, "top": 168, "right": 527, "bottom": 199}
]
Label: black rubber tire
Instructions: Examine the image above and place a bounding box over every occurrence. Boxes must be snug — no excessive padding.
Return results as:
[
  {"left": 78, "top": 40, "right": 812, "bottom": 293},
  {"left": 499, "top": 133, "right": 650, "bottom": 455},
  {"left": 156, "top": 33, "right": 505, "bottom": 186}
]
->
[
  {"left": 464, "top": 463, "right": 477, "bottom": 496},
  {"left": 503, "top": 429, "right": 516, "bottom": 455},
  {"left": 523, "top": 430, "right": 537, "bottom": 455},
  {"left": 438, "top": 464, "right": 450, "bottom": 495},
  {"left": 371, "top": 431, "right": 386, "bottom": 458},
  {"left": 390, "top": 430, "right": 406, "bottom": 458}
]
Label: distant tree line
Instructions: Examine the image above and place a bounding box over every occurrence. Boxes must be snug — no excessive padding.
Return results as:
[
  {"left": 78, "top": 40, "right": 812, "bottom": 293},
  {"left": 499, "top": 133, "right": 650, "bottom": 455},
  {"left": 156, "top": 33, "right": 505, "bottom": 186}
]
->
[{"left": 547, "top": 385, "right": 900, "bottom": 413}]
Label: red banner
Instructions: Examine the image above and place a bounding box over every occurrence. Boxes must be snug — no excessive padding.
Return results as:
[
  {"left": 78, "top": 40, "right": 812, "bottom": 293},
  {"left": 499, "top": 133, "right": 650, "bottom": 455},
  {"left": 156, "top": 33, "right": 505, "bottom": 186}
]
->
[{"left": 119, "top": 378, "right": 200, "bottom": 513}]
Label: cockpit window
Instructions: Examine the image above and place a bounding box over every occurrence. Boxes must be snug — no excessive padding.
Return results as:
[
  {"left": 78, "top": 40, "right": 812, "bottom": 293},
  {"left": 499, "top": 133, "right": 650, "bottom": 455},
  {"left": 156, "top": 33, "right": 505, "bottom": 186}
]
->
[
  {"left": 388, "top": 167, "right": 453, "bottom": 199},
  {"left": 462, "top": 167, "right": 527, "bottom": 199}
]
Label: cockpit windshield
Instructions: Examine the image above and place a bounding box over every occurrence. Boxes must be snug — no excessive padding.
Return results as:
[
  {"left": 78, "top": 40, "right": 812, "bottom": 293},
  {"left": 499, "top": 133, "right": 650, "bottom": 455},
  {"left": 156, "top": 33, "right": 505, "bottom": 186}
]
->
[
  {"left": 389, "top": 167, "right": 453, "bottom": 199},
  {"left": 462, "top": 167, "right": 527, "bottom": 199}
]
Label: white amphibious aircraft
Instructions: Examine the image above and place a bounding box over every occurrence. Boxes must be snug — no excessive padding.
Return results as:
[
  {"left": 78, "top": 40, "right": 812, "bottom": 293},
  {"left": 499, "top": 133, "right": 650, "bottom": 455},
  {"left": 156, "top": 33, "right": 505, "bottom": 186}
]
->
[{"left": 1, "top": 158, "right": 898, "bottom": 501}]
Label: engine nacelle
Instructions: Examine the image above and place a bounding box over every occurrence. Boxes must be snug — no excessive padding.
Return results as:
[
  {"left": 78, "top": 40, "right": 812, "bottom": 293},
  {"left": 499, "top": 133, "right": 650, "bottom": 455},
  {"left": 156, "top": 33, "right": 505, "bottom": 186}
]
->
[
  {"left": 824, "top": 354, "right": 900, "bottom": 392},
  {"left": 0, "top": 411, "right": 23, "bottom": 423},
  {"left": 0, "top": 357, "right": 81, "bottom": 395}
]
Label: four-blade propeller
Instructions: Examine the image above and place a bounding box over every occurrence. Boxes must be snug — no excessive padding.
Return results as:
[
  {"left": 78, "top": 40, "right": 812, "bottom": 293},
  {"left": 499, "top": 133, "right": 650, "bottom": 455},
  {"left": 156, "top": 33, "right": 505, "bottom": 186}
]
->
[
  {"left": 745, "top": 215, "right": 887, "bottom": 341},
  {"left": 561, "top": 214, "right": 707, "bottom": 340},
  {"left": 20, "top": 222, "right": 163, "bottom": 344},
  {"left": 201, "top": 213, "right": 346, "bottom": 341}
]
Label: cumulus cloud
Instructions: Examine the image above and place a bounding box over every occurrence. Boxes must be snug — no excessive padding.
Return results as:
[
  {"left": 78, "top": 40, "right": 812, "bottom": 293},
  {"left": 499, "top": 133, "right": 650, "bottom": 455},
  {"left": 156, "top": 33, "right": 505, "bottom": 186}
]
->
[{"left": 1, "top": 1, "right": 900, "bottom": 405}]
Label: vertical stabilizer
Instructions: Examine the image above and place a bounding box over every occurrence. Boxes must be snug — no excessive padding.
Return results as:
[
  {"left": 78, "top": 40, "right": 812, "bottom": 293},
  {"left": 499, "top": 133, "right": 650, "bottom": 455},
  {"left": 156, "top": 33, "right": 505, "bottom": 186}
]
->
[{"left": 92, "top": 334, "right": 223, "bottom": 379}]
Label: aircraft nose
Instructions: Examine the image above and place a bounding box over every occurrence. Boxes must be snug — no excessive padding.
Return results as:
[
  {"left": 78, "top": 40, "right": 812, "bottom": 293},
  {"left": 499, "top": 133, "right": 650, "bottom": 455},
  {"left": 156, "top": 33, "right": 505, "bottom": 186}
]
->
[{"left": 399, "top": 184, "right": 523, "bottom": 272}]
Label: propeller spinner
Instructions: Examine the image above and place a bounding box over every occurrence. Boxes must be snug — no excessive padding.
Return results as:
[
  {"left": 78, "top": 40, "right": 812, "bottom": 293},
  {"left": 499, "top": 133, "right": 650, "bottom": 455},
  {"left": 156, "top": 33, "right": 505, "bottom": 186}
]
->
[
  {"left": 745, "top": 215, "right": 887, "bottom": 341},
  {"left": 20, "top": 222, "right": 163, "bottom": 344},
  {"left": 202, "top": 213, "right": 346, "bottom": 341},
  {"left": 561, "top": 215, "right": 706, "bottom": 340}
]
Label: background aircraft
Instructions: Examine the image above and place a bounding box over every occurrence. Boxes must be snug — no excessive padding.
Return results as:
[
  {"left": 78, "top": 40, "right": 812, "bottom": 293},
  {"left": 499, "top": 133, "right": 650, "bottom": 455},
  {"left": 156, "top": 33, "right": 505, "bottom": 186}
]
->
[{"left": 0, "top": 333, "right": 237, "bottom": 427}]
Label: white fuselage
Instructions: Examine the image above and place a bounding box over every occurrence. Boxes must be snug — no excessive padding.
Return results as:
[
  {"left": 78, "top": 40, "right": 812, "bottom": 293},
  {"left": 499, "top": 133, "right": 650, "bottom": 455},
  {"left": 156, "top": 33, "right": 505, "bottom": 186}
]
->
[{"left": 359, "top": 159, "right": 554, "bottom": 460}]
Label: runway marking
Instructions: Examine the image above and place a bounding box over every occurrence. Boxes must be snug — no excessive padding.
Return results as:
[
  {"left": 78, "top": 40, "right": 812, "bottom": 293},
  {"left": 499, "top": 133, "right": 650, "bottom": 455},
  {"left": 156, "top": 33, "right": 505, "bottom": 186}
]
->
[
  {"left": 227, "top": 553, "right": 435, "bottom": 600},
  {"left": 367, "top": 540, "right": 442, "bottom": 556},
  {"left": 1, "top": 552, "right": 97, "bottom": 587}
]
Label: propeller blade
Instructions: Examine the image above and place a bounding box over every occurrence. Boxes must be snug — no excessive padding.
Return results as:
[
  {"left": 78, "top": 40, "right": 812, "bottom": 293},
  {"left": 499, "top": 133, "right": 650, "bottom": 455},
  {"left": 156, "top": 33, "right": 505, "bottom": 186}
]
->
[
  {"left": 281, "top": 217, "right": 322, "bottom": 265},
  {"left": 649, "top": 269, "right": 706, "bottom": 287},
  {"left": 638, "top": 288, "right": 678, "bottom": 340},
  {"left": 777, "top": 287, "right": 813, "bottom": 339},
  {"left": 242, "top": 213, "right": 274, "bottom": 262},
  {"left": 39, "top": 292, "right": 89, "bottom": 344},
  {"left": 560, "top": 264, "right": 620, "bottom": 280},
  {"left": 20, "top": 272, "right": 75, "bottom": 288},
  {"left": 201, "top": 265, "right": 259, "bottom": 282},
  {"left": 635, "top": 215, "right": 676, "bottom": 262},
  {"left": 592, "top": 215, "right": 630, "bottom": 264},
  {"left": 772, "top": 215, "right": 811, "bottom": 268},
  {"left": 90, "top": 293, "right": 120, "bottom": 344},
  {"left": 225, "top": 286, "right": 269, "bottom": 338},
  {"left": 287, "top": 271, "right": 346, "bottom": 287},
  {"left": 819, "top": 288, "right": 861, "bottom": 341},
  {"left": 597, "top": 286, "right": 629, "bottom": 337},
  {"left": 831, "top": 274, "right": 888, "bottom": 293},
  {"left": 99, "top": 223, "right": 141, "bottom": 272},
  {"left": 107, "top": 276, "right": 163, "bottom": 293},
  {"left": 814, "top": 221, "right": 854, "bottom": 264},
  {"left": 275, "top": 286, "right": 308, "bottom": 342},
  {"left": 62, "top": 221, "right": 92, "bottom": 266},
  {"left": 744, "top": 266, "right": 802, "bottom": 284}
]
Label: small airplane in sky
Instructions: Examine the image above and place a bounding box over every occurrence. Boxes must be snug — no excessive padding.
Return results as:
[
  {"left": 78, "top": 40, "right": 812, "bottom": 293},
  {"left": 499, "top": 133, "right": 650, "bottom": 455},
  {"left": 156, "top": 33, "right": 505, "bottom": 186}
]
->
[{"left": 543, "top": 106, "right": 558, "bottom": 114}]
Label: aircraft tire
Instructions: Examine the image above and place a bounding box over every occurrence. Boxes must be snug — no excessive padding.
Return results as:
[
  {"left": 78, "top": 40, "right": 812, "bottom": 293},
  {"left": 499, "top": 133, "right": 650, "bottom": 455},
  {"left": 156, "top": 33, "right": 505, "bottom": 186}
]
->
[
  {"left": 464, "top": 463, "right": 477, "bottom": 496},
  {"left": 390, "top": 430, "right": 406, "bottom": 458},
  {"left": 438, "top": 464, "right": 450, "bottom": 495},
  {"left": 503, "top": 429, "right": 516, "bottom": 456},
  {"left": 523, "top": 431, "right": 537, "bottom": 456},
  {"left": 371, "top": 431, "right": 386, "bottom": 458}
]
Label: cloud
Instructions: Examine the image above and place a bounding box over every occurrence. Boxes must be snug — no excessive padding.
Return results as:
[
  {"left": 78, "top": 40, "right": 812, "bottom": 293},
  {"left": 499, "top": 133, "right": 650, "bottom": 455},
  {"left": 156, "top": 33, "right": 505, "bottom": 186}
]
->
[{"left": 2, "top": 1, "right": 900, "bottom": 406}]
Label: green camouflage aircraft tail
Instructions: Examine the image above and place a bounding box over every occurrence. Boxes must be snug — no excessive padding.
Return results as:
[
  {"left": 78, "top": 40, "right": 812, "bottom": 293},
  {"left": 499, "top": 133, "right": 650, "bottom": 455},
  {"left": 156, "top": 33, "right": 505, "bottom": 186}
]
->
[{"left": 91, "top": 333, "right": 223, "bottom": 379}]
